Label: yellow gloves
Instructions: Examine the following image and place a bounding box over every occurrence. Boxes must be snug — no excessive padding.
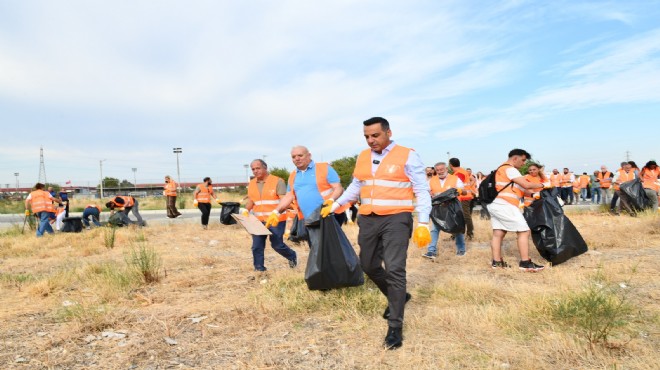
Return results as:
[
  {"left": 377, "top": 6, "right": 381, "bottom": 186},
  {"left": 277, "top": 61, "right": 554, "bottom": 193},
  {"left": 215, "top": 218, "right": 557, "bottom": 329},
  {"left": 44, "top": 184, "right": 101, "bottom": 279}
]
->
[
  {"left": 239, "top": 208, "right": 249, "bottom": 217},
  {"left": 193, "top": 200, "right": 199, "bottom": 206},
  {"left": 265, "top": 210, "right": 280, "bottom": 229},
  {"left": 542, "top": 182, "right": 552, "bottom": 189},
  {"left": 284, "top": 229, "right": 291, "bottom": 239},
  {"left": 215, "top": 199, "right": 222, "bottom": 204},
  {"left": 25, "top": 210, "right": 30, "bottom": 216},
  {"left": 413, "top": 223, "right": 431, "bottom": 248},
  {"left": 320, "top": 199, "right": 339, "bottom": 218}
]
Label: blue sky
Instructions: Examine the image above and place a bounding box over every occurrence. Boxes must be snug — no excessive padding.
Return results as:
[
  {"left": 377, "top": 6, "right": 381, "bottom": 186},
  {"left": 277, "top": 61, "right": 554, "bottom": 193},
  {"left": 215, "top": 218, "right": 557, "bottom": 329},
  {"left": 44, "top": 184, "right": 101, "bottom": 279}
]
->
[{"left": 1, "top": 0, "right": 659, "bottom": 187}]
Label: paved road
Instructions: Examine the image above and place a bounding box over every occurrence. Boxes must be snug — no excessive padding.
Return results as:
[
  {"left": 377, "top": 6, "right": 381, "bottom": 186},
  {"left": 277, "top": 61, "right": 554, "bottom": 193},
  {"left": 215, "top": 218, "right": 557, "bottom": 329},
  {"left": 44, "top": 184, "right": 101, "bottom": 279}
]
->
[
  {"left": 0, "top": 208, "right": 225, "bottom": 230},
  {"left": 1, "top": 203, "right": 601, "bottom": 231}
]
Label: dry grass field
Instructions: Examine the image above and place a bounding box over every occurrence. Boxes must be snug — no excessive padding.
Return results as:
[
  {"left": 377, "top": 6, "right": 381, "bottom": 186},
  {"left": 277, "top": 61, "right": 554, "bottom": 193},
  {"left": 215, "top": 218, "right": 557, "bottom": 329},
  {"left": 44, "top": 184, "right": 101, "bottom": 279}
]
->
[{"left": 1, "top": 209, "right": 658, "bottom": 369}]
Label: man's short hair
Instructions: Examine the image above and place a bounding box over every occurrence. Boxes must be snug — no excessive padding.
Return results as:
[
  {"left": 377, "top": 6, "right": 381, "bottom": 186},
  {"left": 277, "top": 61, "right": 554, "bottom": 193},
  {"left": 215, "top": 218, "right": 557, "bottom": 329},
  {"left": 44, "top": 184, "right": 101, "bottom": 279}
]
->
[
  {"left": 203, "top": 177, "right": 211, "bottom": 182},
  {"left": 105, "top": 201, "right": 115, "bottom": 209},
  {"left": 434, "top": 162, "right": 447, "bottom": 167},
  {"left": 35, "top": 183, "right": 45, "bottom": 190},
  {"left": 251, "top": 159, "right": 268, "bottom": 169},
  {"left": 508, "top": 148, "right": 531, "bottom": 159},
  {"left": 449, "top": 158, "right": 460, "bottom": 167},
  {"left": 363, "top": 117, "right": 390, "bottom": 131}
]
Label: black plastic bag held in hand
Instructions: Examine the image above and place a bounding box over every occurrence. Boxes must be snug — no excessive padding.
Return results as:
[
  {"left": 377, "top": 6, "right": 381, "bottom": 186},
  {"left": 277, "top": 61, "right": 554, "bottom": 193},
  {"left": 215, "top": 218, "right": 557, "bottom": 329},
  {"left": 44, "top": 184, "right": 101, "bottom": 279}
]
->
[
  {"left": 430, "top": 188, "right": 465, "bottom": 234},
  {"left": 304, "top": 206, "right": 364, "bottom": 291},
  {"left": 619, "top": 178, "right": 651, "bottom": 212},
  {"left": 523, "top": 188, "right": 588, "bottom": 266},
  {"left": 219, "top": 202, "right": 240, "bottom": 225},
  {"left": 288, "top": 214, "right": 309, "bottom": 243}
]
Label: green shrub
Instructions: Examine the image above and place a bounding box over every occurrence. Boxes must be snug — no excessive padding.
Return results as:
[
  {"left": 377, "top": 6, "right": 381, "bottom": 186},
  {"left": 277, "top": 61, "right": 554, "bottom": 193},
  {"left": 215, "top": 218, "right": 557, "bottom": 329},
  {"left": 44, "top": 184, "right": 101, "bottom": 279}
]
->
[
  {"left": 549, "top": 273, "right": 635, "bottom": 346},
  {"left": 125, "top": 243, "right": 162, "bottom": 284},
  {"left": 104, "top": 227, "right": 117, "bottom": 249}
]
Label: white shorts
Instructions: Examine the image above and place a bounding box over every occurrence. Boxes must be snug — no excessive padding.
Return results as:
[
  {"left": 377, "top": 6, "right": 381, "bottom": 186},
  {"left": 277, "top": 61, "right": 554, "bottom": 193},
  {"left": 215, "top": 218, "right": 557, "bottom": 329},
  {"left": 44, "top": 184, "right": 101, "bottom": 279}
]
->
[{"left": 486, "top": 201, "right": 529, "bottom": 232}]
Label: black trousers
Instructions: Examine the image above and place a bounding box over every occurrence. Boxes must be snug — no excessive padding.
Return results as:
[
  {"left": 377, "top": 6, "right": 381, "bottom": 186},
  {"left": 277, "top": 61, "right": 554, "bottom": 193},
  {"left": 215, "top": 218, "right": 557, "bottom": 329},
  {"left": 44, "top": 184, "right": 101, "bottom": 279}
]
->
[
  {"left": 461, "top": 200, "right": 473, "bottom": 236},
  {"left": 198, "top": 203, "right": 211, "bottom": 225},
  {"left": 357, "top": 212, "right": 413, "bottom": 328}
]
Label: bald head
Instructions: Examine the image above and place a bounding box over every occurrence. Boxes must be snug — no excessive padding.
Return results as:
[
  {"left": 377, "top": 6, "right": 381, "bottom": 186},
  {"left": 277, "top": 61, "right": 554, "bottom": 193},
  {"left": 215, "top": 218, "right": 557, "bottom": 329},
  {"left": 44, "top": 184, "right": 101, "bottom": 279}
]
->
[{"left": 291, "top": 145, "right": 312, "bottom": 170}]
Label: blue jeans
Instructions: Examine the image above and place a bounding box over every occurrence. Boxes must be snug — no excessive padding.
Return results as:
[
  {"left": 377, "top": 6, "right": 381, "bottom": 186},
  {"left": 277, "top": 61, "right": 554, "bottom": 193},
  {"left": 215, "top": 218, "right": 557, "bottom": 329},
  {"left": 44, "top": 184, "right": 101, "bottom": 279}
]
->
[
  {"left": 580, "top": 188, "right": 588, "bottom": 202},
  {"left": 428, "top": 222, "right": 465, "bottom": 255},
  {"left": 82, "top": 208, "right": 101, "bottom": 227},
  {"left": 35, "top": 211, "right": 55, "bottom": 237},
  {"left": 591, "top": 188, "right": 601, "bottom": 204},
  {"left": 251, "top": 222, "right": 297, "bottom": 271}
]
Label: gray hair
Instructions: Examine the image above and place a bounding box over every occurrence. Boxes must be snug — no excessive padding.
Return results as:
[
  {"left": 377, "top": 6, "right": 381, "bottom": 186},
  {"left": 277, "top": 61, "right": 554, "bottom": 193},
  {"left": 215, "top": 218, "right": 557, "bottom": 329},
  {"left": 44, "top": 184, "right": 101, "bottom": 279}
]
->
[{"left": 251, "top": 159, "right": 268, "bottom": 169}]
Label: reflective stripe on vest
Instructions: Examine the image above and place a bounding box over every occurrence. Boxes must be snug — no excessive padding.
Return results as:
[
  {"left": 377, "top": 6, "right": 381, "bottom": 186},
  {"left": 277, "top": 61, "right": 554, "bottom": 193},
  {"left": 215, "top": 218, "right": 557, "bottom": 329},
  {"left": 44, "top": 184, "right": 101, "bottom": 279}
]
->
[
  {"left": 30, "top": 190, "right": 54, "bottom": 213},
  {"left": 196, "top": 183, "right": 213, "bottom": 203},
  {"left": 248, "top": 175, "right": 287, "bottom": 222},
  {"left": 353, "top": 145, "right": 414, "bottom": 215},
  {"left": 561, "top": 173, "right": 573, "bottom": 187},
  {"left": 495, "top": 163, "right": 523, "bottom": 207},
  {"left": 164, "top": 181, "right": 177, "bottom": 196},
  {"left": 429, "top": 174, "right": 458, "bottom": 196}
]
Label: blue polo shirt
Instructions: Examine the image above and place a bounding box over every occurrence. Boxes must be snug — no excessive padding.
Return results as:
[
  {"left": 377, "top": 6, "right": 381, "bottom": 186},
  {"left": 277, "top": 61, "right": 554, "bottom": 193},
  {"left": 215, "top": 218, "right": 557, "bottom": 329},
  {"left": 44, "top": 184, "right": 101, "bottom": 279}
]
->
[{"left": 288, "top": 160, "right": 340, "bottom": 218}]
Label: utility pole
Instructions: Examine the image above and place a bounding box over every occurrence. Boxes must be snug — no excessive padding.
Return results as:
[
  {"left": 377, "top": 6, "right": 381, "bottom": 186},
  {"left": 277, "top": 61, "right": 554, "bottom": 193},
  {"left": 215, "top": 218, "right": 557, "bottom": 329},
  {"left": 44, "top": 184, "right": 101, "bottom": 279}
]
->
[
  {"left": 99, "top": 159, "right": 107, "bottom": 198},
  {"left": 38, "top": 146, "right": 47, "bottom": 184},
  {"left": 625, "top": 150, "right": 631, "bottom": 161},
  {"left": 173, "top": 148, "right": 182, "bottom": 192},
  {"left": 14, "top": 172, "right": 19, "bottom": 193},
  {"left": 132, "top": 168, "right": 137, "bottom": 192}
]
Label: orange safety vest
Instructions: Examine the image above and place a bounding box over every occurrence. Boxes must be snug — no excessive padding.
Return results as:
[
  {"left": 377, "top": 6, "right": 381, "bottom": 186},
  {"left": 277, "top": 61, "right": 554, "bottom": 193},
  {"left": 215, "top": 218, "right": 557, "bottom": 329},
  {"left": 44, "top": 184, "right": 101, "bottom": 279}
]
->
[
  {"left": 86, "top": 204, "right": 102, "bottom": 213},
  {"left": 598, "top": 171, "right": 613, "bottom": 189},
  {"left": 523, "top": 174, "right": 542, "bottom": 207},
  {"left": 195, "top": 183, "right": 213, "bottom": 203},
  {"left": 560, "top": 173, "right": 573, "bottom": 187},
  {"left": 495, "top": 163, "right": 523, "bottom": 207},
  {"left": 112, "top": 196, "right": 134, "bottom": 208},
  {"left": 288, "top": 162, "right": 349, "bottom": 216},
  {"left": 164, "top": 180, "right": 177, "bottom": 196},
  {"left": 452, "top": 167, "right": 474, "bottom": 201},
  {"left": 640, "top": 168, "right": 660, "bottom": 192},
  {"left": 429, "top": 174, "right": 459, "bottom": 196},
  {"left": 572, "top": 180, "right": 580, "bottom": 193},
  {"left": 579, "top": 175, "right": 590, "bottom": 188},
  {"left": 29, "top": 190, "right": 54, "bottom": 213},
  {"left": 613, "top": 169, "right": 635, "bottom": 191},
  {"left": 354, "top": 145, "right": 414, "bottom": 215},
  {"left": 248, "top": 175, "right": 287, "bottom": 222},
  {"left": 549, "top": 173, "right": 562, "bottom": 187}
]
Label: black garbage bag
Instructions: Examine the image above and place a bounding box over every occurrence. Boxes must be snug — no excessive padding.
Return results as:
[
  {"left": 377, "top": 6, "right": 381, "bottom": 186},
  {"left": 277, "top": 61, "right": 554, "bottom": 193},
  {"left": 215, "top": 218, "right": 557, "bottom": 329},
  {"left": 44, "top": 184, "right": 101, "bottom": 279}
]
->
[
  {"left": 304, "top": 206, "right": 364, "bottom": 291},
  {"left": 430, "top": 188, "right": 465, "bottom": 234},
  {"left": 619, "top": 178, "right": 651, "bottom": 212},
  {"left": 61, "top": 217, "right": 83, "bottom": 233},
  {"left": 288, "top": 214, "right": 309, "bottom": 243},
  {"left": 523, "top": 188, "right": 588, "bottom": 266},
  {"left": 220, "top": 202, "right": 240, "bottom": 225},
  {"left": 107, "top": 212, "right": 133, "bottom": 227}
]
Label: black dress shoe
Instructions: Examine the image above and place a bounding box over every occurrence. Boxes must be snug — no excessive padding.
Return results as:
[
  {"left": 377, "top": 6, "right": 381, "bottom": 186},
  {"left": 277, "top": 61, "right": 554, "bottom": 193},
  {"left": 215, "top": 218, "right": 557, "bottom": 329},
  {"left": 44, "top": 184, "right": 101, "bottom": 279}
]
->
[
  {"left": 384, "top": 326, "right": 403, "bottom": 349},
  {"left": 382, "top": 293, "right": 412, "bottom": 320}
]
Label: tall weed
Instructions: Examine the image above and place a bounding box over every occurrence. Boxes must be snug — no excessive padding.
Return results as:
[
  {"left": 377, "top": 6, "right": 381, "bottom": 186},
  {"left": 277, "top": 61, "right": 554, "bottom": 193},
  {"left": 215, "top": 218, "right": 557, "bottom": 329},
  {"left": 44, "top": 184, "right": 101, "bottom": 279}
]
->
[{"left": 126, "top": 242, "right": 162, "bottom": 284}]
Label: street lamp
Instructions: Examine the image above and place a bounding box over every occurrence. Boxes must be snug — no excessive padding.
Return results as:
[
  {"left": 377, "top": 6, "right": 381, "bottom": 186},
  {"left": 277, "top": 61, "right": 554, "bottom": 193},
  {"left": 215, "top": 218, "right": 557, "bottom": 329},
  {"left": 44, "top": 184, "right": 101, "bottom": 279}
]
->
[
  {"left": 173, "top": 148, "right": 182, "bottom": 192},
  {"left": 99, "top": 159, "right": 107, "bottom": 198},
  {"left": 243, "top": 164, "right": 249, "bottom": 184},
  {"left": 14, "top": 172, "right": 19, "bottom": 193},
  {"left": 132, "top": 168, "right": 137, "bottom": 192}
]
